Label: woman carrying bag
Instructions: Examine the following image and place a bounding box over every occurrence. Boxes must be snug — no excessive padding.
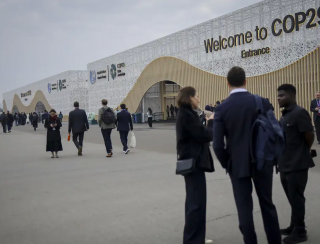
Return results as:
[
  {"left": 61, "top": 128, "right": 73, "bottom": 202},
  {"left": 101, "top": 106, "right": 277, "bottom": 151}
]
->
[
  {"left": 45, "top": 109, "right": 63, "bottom": 158},
  {"left": 147, "top": 108, "right": 153, "bottom": 128},
  {"left": 176, "top": 86, "right": 214, "bottom": 244}
]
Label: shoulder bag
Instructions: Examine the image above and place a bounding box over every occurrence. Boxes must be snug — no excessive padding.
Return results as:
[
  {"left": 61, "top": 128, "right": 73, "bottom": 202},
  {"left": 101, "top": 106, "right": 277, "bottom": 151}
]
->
[{"left": 176, "top": 146, "right": 202, "bottom": 176}]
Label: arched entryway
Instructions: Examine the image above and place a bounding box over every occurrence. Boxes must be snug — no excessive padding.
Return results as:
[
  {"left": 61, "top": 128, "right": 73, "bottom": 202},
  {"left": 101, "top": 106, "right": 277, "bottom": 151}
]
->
[
  {"left": 135, "top": 80, "right": 181, "bottom": 121},
  {"left": 35, "top": 101, "right": 46, "bottom": 112},
  {"left": 12, "top": 105, "right": 19, "bottom": 114}
]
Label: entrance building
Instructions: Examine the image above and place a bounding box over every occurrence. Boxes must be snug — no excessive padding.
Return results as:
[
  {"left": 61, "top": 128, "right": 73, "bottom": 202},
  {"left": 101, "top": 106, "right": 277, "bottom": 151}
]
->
[{"left": 3, "top": 0, "right": 320, "bottom": 121}]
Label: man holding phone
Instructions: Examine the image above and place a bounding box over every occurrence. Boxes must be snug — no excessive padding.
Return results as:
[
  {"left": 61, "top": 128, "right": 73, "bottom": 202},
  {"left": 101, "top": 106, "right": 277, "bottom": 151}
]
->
[
  {"left": 277, "top": 84, "right": 315, "bottom": 244},
  {"left": 310, "top": 91, "right": 320, "bottom": 144}
]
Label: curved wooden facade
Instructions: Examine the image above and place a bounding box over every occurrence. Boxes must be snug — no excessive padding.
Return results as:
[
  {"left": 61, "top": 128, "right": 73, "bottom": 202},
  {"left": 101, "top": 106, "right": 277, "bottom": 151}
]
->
[{"left": 4, "top": 47, "right": 320, "bottom": 119}]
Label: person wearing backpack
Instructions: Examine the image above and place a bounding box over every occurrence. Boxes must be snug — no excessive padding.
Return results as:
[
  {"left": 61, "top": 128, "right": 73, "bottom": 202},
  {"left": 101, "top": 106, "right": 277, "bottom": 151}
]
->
[
  {"left": 98, "top": 99, "right": 116, "bottom": 157},
  {"left": 277, "top": 84, "right": 315, "bottom": 244},
  {"left": 115, "top": 104, "right": 133, "bottom": 155},
  {"left": 68, "top": 102, "right": 89, "bottom": 156},
  {"left": 213, "top": 67, "right": 282, "bottom": 244}
]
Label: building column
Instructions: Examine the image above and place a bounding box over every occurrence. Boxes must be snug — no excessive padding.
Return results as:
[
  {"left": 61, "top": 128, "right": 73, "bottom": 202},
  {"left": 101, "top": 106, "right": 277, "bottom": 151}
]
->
[{"left": 160, "top": 81, "right": 166, "bottom": 120}]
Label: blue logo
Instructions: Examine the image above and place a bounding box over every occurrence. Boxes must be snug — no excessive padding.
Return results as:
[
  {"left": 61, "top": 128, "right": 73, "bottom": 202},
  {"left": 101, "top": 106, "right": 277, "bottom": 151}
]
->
[
  {"left": 90, "top": 70, "right": 96, "bottom": 84},
  {"left": 110, "top": 64, "right": 117, "bottom": 80},
  {"left": 48, "top": 83, "right": 51, "bottom": 93}
]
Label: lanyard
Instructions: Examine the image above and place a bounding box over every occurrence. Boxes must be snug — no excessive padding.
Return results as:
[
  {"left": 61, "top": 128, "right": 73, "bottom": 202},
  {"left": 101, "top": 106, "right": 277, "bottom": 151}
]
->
[{"left": 317, "top": 100, "right": 320, "bottom": 107}]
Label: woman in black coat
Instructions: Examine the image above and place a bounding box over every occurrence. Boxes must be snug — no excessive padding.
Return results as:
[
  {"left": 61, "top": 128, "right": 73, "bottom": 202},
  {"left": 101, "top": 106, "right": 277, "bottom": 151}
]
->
[
  {"left": 176, "top": 87, "right": 214, "bottom": 244},
  {"left": 45, "top": 109, "right": 63, "bottom": 158}
]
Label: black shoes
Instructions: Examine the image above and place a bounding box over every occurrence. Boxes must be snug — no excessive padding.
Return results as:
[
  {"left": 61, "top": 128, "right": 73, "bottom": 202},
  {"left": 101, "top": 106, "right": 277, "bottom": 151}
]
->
[
  {"left": 78, "top": 146, "right": 83, "bottom": 156},
  {"left": 281, "top": 225, "right": 294, "bottom": 236},
  {"left": 282, "top": 227, "right": 307, "bottom": 244}
]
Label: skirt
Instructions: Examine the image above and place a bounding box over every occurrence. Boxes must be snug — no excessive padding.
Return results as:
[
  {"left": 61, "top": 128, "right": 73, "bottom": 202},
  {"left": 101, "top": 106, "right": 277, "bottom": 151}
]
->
[{"left": 46, "top": 140, "right": 63, "bottom": 152}]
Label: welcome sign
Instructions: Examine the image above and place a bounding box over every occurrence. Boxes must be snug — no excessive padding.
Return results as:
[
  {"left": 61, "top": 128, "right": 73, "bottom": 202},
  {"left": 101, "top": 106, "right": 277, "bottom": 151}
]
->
[{"left": 204, "top": 6, "right": 320, "bottom": 58}]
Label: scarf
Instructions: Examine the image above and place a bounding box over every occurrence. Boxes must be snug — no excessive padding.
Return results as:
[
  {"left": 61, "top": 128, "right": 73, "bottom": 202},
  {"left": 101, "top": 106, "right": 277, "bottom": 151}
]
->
[{"left": 49, "top": 115, "right": 58, "bottom": 122}]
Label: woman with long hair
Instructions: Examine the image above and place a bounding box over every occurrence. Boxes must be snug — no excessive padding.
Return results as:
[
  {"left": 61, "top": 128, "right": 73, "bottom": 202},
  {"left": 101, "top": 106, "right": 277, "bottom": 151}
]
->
[
  {"left": 147, "top": 108, "right": 153, "bottom": 128},
  {"left": 44, "top": 109, "right": 63, "bottom": 158},
  {"left": 176, "top": 86, "right": 214, "bottom": 244}
]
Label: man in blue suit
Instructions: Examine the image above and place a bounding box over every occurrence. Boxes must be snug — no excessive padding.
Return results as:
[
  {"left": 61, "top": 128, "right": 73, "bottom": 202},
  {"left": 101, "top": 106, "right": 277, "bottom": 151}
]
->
[
  {"left": 116, "top": 104, "right": 133, "bottom": 154},
  {"left": 213, "top": 67, "right": 281, "bottom": 244}
]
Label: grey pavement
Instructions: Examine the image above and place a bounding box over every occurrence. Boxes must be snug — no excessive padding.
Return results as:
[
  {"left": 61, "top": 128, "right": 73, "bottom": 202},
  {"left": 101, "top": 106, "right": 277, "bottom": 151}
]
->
[{"left": 0, "top": 123, "right": 319, "bottom": 244}]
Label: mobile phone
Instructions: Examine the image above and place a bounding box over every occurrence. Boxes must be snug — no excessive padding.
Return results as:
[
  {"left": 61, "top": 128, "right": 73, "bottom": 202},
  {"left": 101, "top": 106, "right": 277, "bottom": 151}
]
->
[{"left": 311, "top": 150, "right": 317, "bottom": 158}]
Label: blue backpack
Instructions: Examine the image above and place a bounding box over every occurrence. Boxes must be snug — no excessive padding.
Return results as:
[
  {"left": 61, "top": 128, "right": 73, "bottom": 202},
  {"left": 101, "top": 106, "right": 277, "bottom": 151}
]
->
[{"left": 250, "top": 95, "right": 285, "bottom": 171}]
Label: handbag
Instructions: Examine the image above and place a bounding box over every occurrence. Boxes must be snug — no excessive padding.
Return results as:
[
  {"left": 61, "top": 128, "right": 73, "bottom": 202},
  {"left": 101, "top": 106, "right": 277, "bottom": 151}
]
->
[
  {"left": 67, "top": 134, "right": 71, "bottom": 141},
  {"left": 176, "top": 146, "right": 202, "bottom": 176}
]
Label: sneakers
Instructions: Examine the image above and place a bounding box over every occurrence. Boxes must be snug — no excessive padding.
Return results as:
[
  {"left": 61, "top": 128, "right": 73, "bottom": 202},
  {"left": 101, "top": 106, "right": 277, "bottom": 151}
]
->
[
  {"left": 78, "top": 146, "right": 83, "bottom": 156},
  {"left": 282, "top": 227, "right": 307, "bottom": 244},
  {"left": 281, "top": 225, "right": 294, "bottom": 236},
  {"left": 205, "top": 239, "right": 213, "bottom": 244},
  {"left": 124, "top": 149, "right": 130, "bottom": 154}
]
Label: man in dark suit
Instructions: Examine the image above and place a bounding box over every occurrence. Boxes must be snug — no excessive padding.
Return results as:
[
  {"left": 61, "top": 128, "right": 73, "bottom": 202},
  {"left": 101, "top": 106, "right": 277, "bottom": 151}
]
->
[
  {"left": 68, "top": 102, "right": 89, "bottom": 156},
  {"left": 213, "top": 67, "right": 281, "bottom": 244},
  {"left": 115, "top": 104, "right": 133, "bottom": 154},
  {"left": 310, "top": 91, "right": 320, "bottom": 144}
]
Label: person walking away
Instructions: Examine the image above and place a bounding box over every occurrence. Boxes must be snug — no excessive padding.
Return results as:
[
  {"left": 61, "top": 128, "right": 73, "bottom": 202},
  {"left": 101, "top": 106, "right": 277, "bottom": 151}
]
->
[
  {"left": 45, "top": 109, "right": 63, "bottom": 158},
  {"left": 59, "top": 112, "right": 63, "bottom": 122},
  {"left": 68, "top": 102, "right": 89, "bottom": 156},
  {"left": 166, "top": 105, "right": 170, "bottom": 119},
  {"left": 0, "top": 112, "right": 8, "bottom": 133},
  {"left": 147, "top": 108, "right": 153, "bottom": 128},
  {"left": 170, "top": 104, "right": 175, "bottom": 118},
  {"left": 310, "top": 91, "right": 320, "bottom": 144},
  {"left": 29, "top": 113, "right": 33, "bottom": 127},
  {"left": 176, "top": 87, "right": 214, "bottom": 244},
  {"left": 213, "top": 67, "right": 282, "bottom": 244},
  {"left": 277, "top": 84, "right": 315, "bottom": 244},
  {"left": 6, "top": 111, "right": 13, "bottom": 133},
  {"left": 32, "top": 112, "right": 39, "bottom": 131},
  {"left": 98, "top": 99, "right": 116, "bottom": 157},
  {"left": 115, "top": 104, "right": 133, "bottom": 154}
]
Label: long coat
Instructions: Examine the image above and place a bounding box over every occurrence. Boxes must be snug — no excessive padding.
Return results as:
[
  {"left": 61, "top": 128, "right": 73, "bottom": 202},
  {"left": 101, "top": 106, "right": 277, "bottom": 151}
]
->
[
  {"left": 32, "top": 114, "right": 39, "bottom": 128},
  {"left": 45, "top": 117, "right": 62, "bottom": 141},
  {"left": 176, "top": 104, "right": 214, "bottom": 172}
]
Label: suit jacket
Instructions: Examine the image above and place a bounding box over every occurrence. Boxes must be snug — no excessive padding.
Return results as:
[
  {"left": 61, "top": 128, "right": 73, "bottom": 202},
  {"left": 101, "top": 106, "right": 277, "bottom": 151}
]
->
[
  {"left": 310, "top": 99, "right": 320, "bottom": 122},
  {"left": 68, "top": 108, "right": 89, "bottom": 134},
  {"left": 213, "top": 91, "right": 272, "bottom": 178},
  {"left": 116, "top": 110, "right": 133, "bottom": 132},
  {"left": 176, "top": 104, "right": 214, "bottom": 172}
]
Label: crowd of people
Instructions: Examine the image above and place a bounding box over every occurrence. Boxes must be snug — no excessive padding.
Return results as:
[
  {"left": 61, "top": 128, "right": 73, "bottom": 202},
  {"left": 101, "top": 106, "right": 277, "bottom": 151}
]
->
[
  {"left": 1, "top": 65, "right": 320, "bottom": 244},
  {"left": 177, "top": 66, "right": 318, "bottom": 244}
]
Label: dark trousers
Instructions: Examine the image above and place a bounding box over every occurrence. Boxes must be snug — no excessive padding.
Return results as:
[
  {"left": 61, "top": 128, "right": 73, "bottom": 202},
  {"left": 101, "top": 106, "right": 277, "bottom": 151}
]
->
[
  {"left": 119, "top": 131, "right": 129, "bottom": 151},
  {"left": 315, "top": 117, "right": 320, "bottom": 142},
  {"left": 230, "top": 164, "right": 281, "bottom": 244},
  {"left": 101, "top": 129, "right": 113, "bottom": 153},
  {"left": 7, "top": 123, "right": 12, "bottom": 131},
  {"left": 148, "top": 117, "right": 152, "bottom": 128},
  {"left": 2, "top": 123, "right": 6, "bottom": 132},
  {"left": 183, "top": 170, "right": 206, "bottom": 244},
  {"left": 73, "top": 132, "right": 84, "bottom": 149},
  {"left": 280, "top": 169, "right": 309, "bottom": 228}
]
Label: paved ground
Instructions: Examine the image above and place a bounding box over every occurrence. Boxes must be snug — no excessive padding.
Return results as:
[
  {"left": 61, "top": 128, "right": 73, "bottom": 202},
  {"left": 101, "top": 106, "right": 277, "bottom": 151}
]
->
[{"left": 0, "top": 122, "right": 319, "bottom": 244}]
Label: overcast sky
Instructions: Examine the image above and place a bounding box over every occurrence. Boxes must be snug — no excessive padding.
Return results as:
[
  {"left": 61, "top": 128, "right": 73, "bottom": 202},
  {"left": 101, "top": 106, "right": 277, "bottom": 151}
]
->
[{"left": 0, "top": 0, "right": 261, "bottom": 104}]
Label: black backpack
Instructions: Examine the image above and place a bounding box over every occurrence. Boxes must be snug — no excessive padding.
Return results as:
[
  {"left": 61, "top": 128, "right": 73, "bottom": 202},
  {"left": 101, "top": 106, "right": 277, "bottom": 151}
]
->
[{"left": 102, "top": 107, "right": 116, "bottom": 125}]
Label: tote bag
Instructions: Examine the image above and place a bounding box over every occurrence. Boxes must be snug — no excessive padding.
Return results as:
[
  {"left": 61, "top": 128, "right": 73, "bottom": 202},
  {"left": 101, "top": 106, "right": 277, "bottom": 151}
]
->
[{"left": 130, "top": 131, "right": 136, "bottom": 148}]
